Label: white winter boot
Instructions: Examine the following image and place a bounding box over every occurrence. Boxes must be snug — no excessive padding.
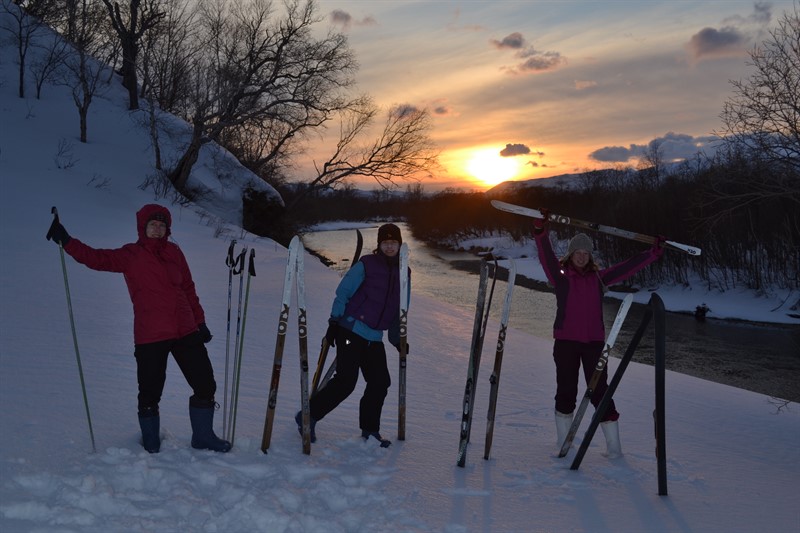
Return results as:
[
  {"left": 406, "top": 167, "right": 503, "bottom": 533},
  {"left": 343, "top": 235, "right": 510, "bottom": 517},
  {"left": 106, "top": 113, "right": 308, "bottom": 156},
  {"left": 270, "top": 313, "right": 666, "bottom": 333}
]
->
[
  {"left": 555, "top": 410, "right": 573, "bottom": 452},
  {"left": 601, "top": 420, "right": 622, "bottom": 458}
]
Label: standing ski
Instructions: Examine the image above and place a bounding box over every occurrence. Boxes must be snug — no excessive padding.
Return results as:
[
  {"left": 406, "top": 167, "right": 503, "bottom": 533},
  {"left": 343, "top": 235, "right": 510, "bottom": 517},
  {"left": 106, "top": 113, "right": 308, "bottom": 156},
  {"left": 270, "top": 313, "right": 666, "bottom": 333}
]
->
[
  {"left": 261, "top": 237, "right": 300, "bottom": 453},
  {"left": 397, "top": 242, "right": 409, "bottom": 440},
  {"left": 457, "top": 256, "right": 498, "bottom": 467},
  {"left": 295, "top": 240, "right": 312, "bottom": 454},
  {"left": 484, "top": 259, "right": 517, "bottom": 459},
  {"left": 558, "top": 294, "right": 634, "bottom": 457},
  {"left": 490, "top": 200, "right": 702, "bottom": 256}
]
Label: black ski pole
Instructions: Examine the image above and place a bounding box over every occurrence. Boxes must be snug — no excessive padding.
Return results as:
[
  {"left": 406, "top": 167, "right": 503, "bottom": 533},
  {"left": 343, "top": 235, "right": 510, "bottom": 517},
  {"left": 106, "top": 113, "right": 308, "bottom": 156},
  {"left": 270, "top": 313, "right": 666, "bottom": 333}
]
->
[
  {"left": 46, "top": 207, "right": 96, "bottom": 453},
  {"left": 229, "top": 248, "right": 254, "bottom": 445},
  {"left": 222, "top": 240, "right": 237, "bottom": 437}
]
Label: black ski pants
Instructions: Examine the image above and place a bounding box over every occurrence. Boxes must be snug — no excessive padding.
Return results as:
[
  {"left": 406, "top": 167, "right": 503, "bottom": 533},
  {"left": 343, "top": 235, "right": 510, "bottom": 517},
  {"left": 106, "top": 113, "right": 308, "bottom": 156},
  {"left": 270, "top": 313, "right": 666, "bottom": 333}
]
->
[
  {"left": 134, "top": 332, "right": 217, "bottom": 414},
  {"left": 310, "top": 327, "right": 391, "bottom": 433},
  {"left": 553, "top": 339, "right": 619, "bottom": 422}
]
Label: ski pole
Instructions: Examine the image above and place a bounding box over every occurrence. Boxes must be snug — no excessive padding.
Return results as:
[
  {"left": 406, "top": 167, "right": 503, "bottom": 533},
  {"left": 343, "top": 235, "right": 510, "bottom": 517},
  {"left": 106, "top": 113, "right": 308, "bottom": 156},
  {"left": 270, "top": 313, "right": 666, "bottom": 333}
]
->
[
  {"left": 46, "top": 207, "right": 96, "bottom": 453},
  {"left": 229, "top": 248, "right": 255, "bottom": 445},
  {"left": 222, "top": 240, "right": 237, "bottom": 438}
]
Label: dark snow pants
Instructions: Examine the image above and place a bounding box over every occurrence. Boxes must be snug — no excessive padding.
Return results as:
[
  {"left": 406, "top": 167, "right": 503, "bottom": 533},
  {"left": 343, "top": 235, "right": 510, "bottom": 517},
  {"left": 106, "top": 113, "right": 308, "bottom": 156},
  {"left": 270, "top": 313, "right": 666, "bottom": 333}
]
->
[
  {"left": 553, "top": 339, "right": 619, "bottom": 422},
  {"left": 309, "top": 327, "right": 391, "bottom": 433},
  {"left": 134, "top": 332, "right": 217, "bottom": 414}
]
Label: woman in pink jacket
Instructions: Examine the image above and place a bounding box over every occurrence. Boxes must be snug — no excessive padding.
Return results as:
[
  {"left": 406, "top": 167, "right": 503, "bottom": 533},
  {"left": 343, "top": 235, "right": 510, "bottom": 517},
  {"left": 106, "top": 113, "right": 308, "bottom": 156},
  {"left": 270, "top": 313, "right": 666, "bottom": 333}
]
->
[
  {"left": 47, "top": 204, "right": 230, "bottom": 454},
  {"left": 533, "top": 215, "right": 663, "bottom": 457}
]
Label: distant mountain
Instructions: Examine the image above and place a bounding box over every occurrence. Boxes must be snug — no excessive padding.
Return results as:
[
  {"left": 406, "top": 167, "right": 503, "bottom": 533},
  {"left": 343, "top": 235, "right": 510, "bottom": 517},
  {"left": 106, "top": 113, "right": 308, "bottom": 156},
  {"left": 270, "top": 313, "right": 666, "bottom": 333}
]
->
[{"left": 485, "top": 172, "right": 586, "bottom": 196}]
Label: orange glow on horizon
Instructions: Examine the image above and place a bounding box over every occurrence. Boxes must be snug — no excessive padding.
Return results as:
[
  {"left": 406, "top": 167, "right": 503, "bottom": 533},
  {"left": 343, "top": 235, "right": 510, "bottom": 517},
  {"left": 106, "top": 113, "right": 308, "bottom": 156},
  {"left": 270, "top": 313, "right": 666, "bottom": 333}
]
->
[{"left": 463, "top": 148, "right": 524, "bottom": 187}]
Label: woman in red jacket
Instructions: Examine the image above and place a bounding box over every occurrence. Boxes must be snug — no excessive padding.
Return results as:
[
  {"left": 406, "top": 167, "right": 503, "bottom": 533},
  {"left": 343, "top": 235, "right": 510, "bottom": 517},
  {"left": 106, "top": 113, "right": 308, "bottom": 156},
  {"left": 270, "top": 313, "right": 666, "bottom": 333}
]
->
[
  {"left": 47, "top": 204, "right": 230, "bottom": 454},
  {"left": 533, "top": 216, "right": 663, "bottom": 458}
]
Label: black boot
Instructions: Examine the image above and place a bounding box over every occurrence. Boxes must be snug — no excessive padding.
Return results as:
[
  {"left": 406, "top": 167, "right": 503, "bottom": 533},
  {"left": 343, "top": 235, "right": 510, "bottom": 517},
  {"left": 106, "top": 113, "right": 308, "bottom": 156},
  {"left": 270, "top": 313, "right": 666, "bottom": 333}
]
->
[
  {"left": 361, "top": 430, "right": 391, "bottom": 448},
  {"left": 138, "top": 407, "right": 160, "bottom": 453},
  {"left": 189, "top": 400, "right": 231, "bottom": 452},
  {"left": 295, "top": 410, "right": 317, "bottom": 443}
]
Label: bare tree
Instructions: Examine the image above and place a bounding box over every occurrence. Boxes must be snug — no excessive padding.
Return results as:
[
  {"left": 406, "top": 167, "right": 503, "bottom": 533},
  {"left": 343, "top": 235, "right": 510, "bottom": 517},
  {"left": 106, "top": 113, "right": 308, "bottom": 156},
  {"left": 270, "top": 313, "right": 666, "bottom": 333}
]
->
[
  {"left": 30, "top": 26, "right": 69, "bottom": 98},
  {"left": 703, "top": 5, "right": 800, "bottom": 225},
  {"left": 717, "top": 4, "right": 800, "bottom": 177},
  {"left": 1, "top": 0, "right": 56, "bottom": 97},
  {"left": 138, "top": 0, "right": 195, "bottom": 109},
  {"left": 101, "top": 0, "right": 164, "bottom": 110},
  {"left": 59, "top": 0, "right": 112, "bottom": 142},
  {"left": 287, "top": 103, "right": 440, "bottom": 210},
  {"left": 637, "top": 138, "right": 665, "bottom": 190},
  {"left": 164, "top": 0, "right": 359, "bottom": 196}
]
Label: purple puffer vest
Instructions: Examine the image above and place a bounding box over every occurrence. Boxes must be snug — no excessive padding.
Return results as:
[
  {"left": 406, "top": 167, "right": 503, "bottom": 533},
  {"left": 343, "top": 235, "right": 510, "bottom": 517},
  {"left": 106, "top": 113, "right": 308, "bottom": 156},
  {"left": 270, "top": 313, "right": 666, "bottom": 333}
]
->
[{"left": 344, "top": 254, "right": 400, "bottom": 331}]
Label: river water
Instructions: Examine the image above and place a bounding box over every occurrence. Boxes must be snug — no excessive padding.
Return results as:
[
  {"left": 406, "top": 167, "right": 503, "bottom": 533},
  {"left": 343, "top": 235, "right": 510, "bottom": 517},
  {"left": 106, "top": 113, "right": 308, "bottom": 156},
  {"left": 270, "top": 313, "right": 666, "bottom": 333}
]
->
[{"left": 301, "top": 224, "right": 800, "bottom": 403}]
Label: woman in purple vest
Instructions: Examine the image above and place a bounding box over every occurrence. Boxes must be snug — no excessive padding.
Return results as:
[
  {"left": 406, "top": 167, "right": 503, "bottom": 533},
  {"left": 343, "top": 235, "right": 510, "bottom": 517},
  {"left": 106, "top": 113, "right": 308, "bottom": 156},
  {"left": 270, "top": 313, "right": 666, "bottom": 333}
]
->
[
  {"left": 298, "top": 224, "right": 408, "bottom": 447},
  {"left": 533, "top": 214, "right": 663, "bottom": 457}
]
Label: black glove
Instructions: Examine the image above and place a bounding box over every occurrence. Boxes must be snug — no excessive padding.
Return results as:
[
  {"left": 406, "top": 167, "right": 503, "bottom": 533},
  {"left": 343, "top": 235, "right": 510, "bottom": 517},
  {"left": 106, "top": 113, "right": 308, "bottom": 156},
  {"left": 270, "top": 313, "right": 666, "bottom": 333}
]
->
[
  {"left": 393, "top": 342, "right": 409, "bottom": 355},
  {"left": 46, "top": 220, "right": 71, "bottom": 246},
  {"left": 325, "top": 320, "right": 339, "bottom": 347},
  {"left": 198, "top": 323, "right": 212, "bottom": 343}
]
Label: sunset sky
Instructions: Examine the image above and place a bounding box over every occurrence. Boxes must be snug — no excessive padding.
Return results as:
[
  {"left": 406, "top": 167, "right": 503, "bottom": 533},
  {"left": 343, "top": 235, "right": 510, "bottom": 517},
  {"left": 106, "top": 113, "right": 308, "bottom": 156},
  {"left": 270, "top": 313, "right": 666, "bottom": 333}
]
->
[{"left": 310, "top": 0, "right": 795, "bottom": 190}]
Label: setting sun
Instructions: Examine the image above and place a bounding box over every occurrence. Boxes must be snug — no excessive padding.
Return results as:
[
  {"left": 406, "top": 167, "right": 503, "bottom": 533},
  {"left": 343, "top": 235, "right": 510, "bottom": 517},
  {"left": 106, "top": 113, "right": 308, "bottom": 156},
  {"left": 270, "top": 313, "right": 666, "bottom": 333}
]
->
[{"left": 465, "top": 148, "right": 522, "bottom": 187}]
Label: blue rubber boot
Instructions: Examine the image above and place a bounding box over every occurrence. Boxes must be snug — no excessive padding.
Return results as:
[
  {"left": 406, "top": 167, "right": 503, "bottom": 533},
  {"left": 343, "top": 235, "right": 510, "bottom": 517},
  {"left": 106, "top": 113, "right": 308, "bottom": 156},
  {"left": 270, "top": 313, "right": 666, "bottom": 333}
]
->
[
  {"left": 138, "top": 408, "right": 161, "bottom": 453},
  {"left": 189, "top": 404, "right": 231, "bottom": 453}
]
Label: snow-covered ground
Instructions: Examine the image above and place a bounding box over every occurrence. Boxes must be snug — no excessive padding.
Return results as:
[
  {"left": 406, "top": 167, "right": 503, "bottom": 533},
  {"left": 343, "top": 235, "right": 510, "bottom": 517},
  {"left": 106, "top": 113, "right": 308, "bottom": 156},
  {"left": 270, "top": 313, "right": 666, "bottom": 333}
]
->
[{"left": 1, "top": 8, "right": 798, "bottom": 532}]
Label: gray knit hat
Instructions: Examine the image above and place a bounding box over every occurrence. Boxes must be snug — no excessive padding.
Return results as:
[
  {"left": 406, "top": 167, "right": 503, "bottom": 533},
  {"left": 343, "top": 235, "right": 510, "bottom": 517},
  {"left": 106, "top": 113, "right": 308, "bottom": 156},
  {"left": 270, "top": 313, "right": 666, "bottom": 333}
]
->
[{"left": 567, "top": 233, "right": 593, "bottom": 256}]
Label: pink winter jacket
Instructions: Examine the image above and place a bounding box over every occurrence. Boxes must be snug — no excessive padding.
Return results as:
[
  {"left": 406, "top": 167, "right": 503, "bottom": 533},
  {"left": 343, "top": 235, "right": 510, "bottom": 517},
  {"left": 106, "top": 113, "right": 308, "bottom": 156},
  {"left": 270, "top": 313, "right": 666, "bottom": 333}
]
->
[
  {"left": 535, "top": 230, "right": 661, "bottom": 343},
  {"left": 63, "top": 204, "right": 205, "bottom": 345}
]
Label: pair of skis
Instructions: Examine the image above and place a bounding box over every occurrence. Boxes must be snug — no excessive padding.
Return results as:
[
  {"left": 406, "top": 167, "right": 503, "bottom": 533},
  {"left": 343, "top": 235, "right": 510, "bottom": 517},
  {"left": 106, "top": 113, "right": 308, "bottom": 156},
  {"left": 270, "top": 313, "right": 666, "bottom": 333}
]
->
[
  {"left": 557, "top": 294, "right": 634, "bottom": 457},
  {"left": 222, "top": 241, "right": 255, "bottom": 446},
  {"left": 261, "top": 236, "right": 311, "bottom": 454},
  {"left": 490, "top": 200, "right": 702, "bottom": 256},
  {"left": 456, "top": 256, "right": 499, "bottom": 467}
]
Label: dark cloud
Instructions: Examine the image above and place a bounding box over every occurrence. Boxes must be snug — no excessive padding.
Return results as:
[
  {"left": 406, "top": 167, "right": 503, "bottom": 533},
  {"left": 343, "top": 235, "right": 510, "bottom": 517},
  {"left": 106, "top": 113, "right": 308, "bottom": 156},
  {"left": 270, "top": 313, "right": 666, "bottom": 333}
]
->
[
  {"left": 331, "top": 9, "right": 352, "bottom": 26},
  {"left": 490, "top": 32, "right": 565, "bottom": 74},
  {"left": 686, "top": 2, "right": 773, "bottom": 61},
  {"left": 330, "top": 9, "right": 377, "bottom": 30},
  {"left": 686, "top": 26, "right": 747, "bottom": 59},
  {"left": 589, "top": 132, "right": 720, "bottom": 162},
  {"left": 515, "top": 51, "right": 566, "bottom": 73},
  {"left": 500, "top": 143, "right": 531, "bottom": 157},
  {"left": 590, "top": 145, "right": 638, "bottom": 163},
  {"left": 490, "top": 32, "right": 526, "bottom": 49},
  {"left": 393, "top": 104, "right": 420, "bottom": 119}
]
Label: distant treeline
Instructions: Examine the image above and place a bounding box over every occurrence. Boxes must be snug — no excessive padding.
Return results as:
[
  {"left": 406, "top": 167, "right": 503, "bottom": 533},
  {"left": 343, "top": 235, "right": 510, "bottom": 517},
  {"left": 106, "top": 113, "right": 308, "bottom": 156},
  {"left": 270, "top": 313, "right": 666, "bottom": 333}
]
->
[{"left": 288, "top": 157, "right": 799, "bottom": 297}]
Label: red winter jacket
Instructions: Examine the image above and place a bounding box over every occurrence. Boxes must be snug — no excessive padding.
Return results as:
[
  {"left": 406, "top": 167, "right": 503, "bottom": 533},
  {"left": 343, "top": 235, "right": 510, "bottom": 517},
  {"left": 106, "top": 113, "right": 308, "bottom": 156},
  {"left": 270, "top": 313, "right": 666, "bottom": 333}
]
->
[
  {"left": 64, "top": 204, "right": 205, "bottom": 345},
  {"left": 535, "top": 229, "right": 661, "bottom": 343}
]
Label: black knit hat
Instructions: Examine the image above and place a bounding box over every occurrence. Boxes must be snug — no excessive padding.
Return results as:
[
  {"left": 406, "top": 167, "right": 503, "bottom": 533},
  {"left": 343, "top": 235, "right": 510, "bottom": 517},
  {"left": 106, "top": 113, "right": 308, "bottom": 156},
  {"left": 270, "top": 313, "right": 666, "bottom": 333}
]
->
[{"left": 377, "top": 223, "right": 402, "bottom": 245}]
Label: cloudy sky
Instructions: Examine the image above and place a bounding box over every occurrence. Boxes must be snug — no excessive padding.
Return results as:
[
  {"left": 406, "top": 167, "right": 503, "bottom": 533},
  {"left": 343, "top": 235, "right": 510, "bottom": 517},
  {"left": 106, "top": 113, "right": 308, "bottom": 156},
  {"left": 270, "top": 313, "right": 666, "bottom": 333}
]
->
[{"left": 312, "top": 0, "right": 793, "bottom": 189}]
